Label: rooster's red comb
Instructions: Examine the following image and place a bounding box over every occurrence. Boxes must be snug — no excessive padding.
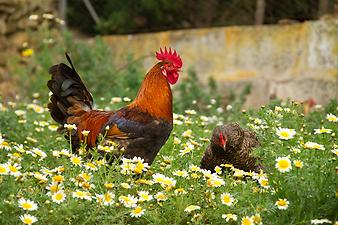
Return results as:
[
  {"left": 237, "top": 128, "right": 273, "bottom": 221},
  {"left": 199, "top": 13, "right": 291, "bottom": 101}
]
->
[{"left": 156, "top": 47, "right": 183, "bottom": 68}]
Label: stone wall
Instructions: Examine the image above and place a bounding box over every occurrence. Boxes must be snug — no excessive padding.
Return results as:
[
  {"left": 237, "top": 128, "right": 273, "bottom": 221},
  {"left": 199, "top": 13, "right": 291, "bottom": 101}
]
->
[
  {"left": 0, "top": 0, "right": 56, "bottom": 97},
  {"left": 103, "top": 19, "right": 337, "bottom": 107}
]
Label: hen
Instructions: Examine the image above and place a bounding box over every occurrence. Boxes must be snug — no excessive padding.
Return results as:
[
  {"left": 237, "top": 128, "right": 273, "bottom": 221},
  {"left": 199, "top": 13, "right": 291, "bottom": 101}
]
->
[
  {"left": 47, "top": 47, "right": 183, "bottom": 165},
  {"left": 200, "top": 123, "right": 262, "bottom": 172}
]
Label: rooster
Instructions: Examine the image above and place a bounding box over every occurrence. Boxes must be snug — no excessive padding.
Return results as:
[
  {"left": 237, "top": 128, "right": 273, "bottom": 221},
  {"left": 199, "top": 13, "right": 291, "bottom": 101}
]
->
[
  {"left": 201, "top": 123, "right": 262, "bottom": 172},
  {"left": 47, "top": 47, "right": 183, "bottom": 165}
]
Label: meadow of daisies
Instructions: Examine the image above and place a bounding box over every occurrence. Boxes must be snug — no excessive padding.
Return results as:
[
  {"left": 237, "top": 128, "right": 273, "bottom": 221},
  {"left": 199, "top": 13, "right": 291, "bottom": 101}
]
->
[{"left": 0, "top": 96, "right": 337, "bottom": 225}]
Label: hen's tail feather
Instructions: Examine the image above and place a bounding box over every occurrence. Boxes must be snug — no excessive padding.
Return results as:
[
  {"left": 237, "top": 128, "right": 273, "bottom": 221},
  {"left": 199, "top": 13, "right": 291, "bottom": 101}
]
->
[{"left": 47, "top": 53, "right": 93, "bottom": 125}]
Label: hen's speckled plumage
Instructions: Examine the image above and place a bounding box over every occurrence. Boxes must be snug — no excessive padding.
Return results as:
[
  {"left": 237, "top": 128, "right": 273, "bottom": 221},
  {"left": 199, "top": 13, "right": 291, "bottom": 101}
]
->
[{"left": 201, "top": 123, "right": 262, "bottom": 172}]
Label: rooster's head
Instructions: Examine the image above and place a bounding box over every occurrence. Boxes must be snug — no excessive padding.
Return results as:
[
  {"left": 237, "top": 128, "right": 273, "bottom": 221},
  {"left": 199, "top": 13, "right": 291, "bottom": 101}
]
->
[{"left": 156, "top": 47, "right": 183, "bottom": 85}]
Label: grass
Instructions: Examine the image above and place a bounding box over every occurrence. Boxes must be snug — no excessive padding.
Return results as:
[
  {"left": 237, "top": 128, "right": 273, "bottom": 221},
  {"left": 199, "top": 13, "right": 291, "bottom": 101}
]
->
[
  {"left": 0, "top": 96, "right": 337, "bottom": 225},
  {"left": 0, "top": 19, "right": 337, "bottom": 224}
]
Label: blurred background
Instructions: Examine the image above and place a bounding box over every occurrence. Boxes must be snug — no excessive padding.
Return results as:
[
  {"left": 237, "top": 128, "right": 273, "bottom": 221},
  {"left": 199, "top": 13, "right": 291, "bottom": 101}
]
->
[{"left": 0, "top": 0, "right": 337, "bottom": 113}]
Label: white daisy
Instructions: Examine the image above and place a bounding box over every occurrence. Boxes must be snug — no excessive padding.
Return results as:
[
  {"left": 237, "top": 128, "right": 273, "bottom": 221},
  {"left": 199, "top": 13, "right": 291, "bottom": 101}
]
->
[
  {"left": 275, "top": 198, "right": 289, "bottom": 210},
  {"left": 18, "top": 198, "right": 38, "bottom": 211},
  {"left": 310, "top": 218, "right": 332, "bottom": 224},
  {"left": 72, "top": 190, "right": 92, "bottom": 201},
  {"left": 220, "top": 193, "right": 235, "bottom": 206},
  {"left": 130, "top": 206, "right": 145, "bottom": 217},
  {"left": 138, "top": 191, "right": 153, "bottom": 202},
  {"left": 304, "top": 141, "right": 325, "bottom": 150},
  {"left": 222, "top": 214, "right": 238, "bottom": 222},
  {"left": 118, "top": 195, "right": 138, "bottom": 208},
  {"left": 20, "top": 214, "right": 38, "bottom": 224},
  {"left": 184, "top": 205, "right": 201, "bottom": 213},
  {"left": 314, "top": 127, "right": 332, "bottom": 134},
  {"left": 64, "top": 124, "right": 77, "bottom": 131},
  {"left": 52, "top": 191, "right": 66, "bottom": 204},
  {"left": 155, "top": 192, "right": 167, "bottom": 202},
  {"left": 0, "top": 163, "right": 9, "bottom": 175},
  {"left": 276, "top": 128, "right": 296, "bottom": 140},
  {"left": 275, "top": 157, "right": 292, "bottom": 173},
  {"left": 326, "top": 113, "right": 337, "bottom": 122}
]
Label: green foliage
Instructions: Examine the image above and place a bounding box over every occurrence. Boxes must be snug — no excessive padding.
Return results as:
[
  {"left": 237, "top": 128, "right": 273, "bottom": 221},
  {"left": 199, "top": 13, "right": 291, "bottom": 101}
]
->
[
  {"left": 62, "top": 34, "right": 144, "bottom": 101},
  {"left": 7, "top": 30, "right": 145, "bottom": 104},
  {"left": 229, "top": 83, "right": 252, "bottom": 111},
  {"left": 67, "top": 0, "right": 326, "bottom": 35},
  {"left": 174, "top": 68, "right": 221, "bottom": 113},
  {"left": 0, "top": 97, "right": 337, "bottom": 224}
]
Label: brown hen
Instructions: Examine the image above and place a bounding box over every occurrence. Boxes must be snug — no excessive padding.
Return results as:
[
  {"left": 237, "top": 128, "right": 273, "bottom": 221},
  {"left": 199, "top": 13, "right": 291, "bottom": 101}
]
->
[{"left": 201, "top": 123, "right": 262, "bottom": 172}]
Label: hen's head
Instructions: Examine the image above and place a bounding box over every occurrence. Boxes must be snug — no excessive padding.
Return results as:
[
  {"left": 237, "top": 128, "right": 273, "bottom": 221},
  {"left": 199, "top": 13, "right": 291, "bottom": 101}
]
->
[
  {"left": 211, "top": 123, "right": 244, "bottom": 150},
  {"left": 156, "top": 47, "right": 183, "bottom": 85}
]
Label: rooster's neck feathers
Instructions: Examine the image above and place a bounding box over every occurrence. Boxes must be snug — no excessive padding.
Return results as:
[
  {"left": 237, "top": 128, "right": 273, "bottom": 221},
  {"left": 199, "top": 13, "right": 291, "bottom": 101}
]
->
[{"left": 129, "top": 62, "right": 173, "bottom": 122}]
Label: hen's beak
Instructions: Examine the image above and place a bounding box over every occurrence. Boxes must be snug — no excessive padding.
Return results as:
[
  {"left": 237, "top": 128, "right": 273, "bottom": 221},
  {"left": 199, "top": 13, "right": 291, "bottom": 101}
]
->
[{"left": 219, "top": 133, "right": 226, "bottom": 149}]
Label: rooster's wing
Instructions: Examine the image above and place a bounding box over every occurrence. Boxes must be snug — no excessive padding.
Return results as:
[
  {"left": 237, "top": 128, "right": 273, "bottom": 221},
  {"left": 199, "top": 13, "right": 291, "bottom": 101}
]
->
[{"left": 103, "top": 106, "right": 172, "bottom": 164}]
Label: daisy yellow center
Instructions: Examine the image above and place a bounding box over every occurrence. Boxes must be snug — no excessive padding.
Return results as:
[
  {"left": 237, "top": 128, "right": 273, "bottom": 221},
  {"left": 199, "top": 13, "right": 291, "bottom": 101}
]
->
[
  {"left": 81, "top": 173, "right": 91, "bottom": 181},
  {"left": 163, "top": 179, "right": 174, "bottom": 186},
  {"left": 278, "top": 160, "right": 290, "bottom": 169},
  {"left": 23, "top": 217, "right": 33, "bottom": 224},
  {"left": 261, "top": 180, "right": 269, "bottom": 186},
  {"left": 50, "top": 185, "right": 60, "bottom": 193},
  {"left": 13, "top": 153, "right": 21, "bottom": 158},
  {"left": 53, "top": 175, "right": 64, "bottom": 183},
  {"left": 278, "top": 200, "right": 287, "bottom": 206},
  {"left": 157, "top": 194, "right": 166, "bottom": 200},
  {"left": 134, "top": 164, "right": 144, "bottom": 174},
  {"left": 191, "top": 173, "right": 199, "bottom": 179},
  {"left": 49, "top": 125, "right": 58, "bottom": 129},
  {"left": 213, "top": 180, "right": 223, "bottom": 186},
  {"left": 1, "top": 142, "right": 9, "bottom": 147},
  {"left": 252, "top": 215, "right": 261, "bottom": 224},
  {"left": 82, "top": 182, "right": 91, "bottom": 189},
  {"left": 141, "top": 194, "right": 149, "bottom": 199},
  {"left": 72, "top": 158, "right": 81, "bottom": 164},
  {"left": 190, "top": 166, "right": 200, "bottom": 171},
  {"left": 0, "top": 166, "right": 6, "bottom": 173},
  {"left": 294, "top": 161, "right": 302, "bottom": 168},
  {"left": 86, "top": 163, "right": 96, "bottom": 168},
  {"left": 176, "top": 188, "right": 185, "bottom": 193},
  {"left": 242, "top": 218, "right": 253, "bottom": 225},
  {"left": 22, "top": 202, "right": 33, "bottom": 209},
  {"left": 133, "top": 207, "right": 142, "bottom": 214},
  {"left": 155, "top": 177, "right": 165, "bottom": 183},
  {"left": 35, "top": 151, "right": 43, "bottom": 157},
  {"left": 105, "top": 183, "right": 114, "bottom": 189},
  {"left": 55, "top": 193, "right": 64, "bottom": 201},
  {"left": 8, "top": 165, "right": 17, "bottom": 172},
  {"left": 104, "top": 194, "right": 112, "bottom": 202},
  {"left": 280, "top": 131, "right": 290, "bottom": 138},
  {"left": 76, "top": 191, "right": 85, "bottom": 197},
  {"left": 327, "top": 116, "right": 337, "bottom": 121},
  {"left": 222, "top": 195, "right": 231, "bottom": 203},
  {"left": 122, "top": 197, "right": 131, "bottom": 203}
]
